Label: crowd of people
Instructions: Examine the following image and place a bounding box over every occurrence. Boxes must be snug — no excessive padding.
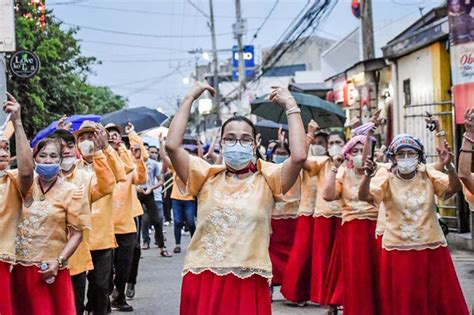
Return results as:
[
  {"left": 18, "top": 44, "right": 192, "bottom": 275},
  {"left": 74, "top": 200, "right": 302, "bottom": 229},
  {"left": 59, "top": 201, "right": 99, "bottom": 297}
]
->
[{"left": 0, "top": 82, "right": 471, "bottom": 315}]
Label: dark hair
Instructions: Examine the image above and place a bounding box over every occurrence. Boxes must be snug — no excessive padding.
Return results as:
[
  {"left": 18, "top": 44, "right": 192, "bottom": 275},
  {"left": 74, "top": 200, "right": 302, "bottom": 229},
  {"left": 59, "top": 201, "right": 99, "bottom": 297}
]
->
[
  {"left": 50, "top": 129, "right": 76, "bottom": 145},
  {"left": 329, "top": 130, "right": 347, "bottom": 143},
  {"left": 221, "top": 115, "right": 256, "bottom": 140},
  {"left": 33, "top": 138, "right": 63, "bottom": 159},
  {"left": 148, "top": 145, "right": 158, "bottom": 151},
  {"left": 271, "top": 141, "right": 290, "bottom": 155},
  {"left": 144, "top": 142, "right": 150, "bottom": 147}
]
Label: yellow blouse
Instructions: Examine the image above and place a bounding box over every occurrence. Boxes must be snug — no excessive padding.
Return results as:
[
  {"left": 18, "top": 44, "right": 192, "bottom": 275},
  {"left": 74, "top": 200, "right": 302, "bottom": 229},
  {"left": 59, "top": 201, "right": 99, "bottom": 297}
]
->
[
  {"left": 314, "top": 159, "right": 344, "bottom": 218},
  {"left": 62, "top": 151, "right": 116, "bottom": 276},
  {"left": 370, "top": 164, "right": 450, "bottom": 250},
  {"left": 15, "top": 177, "right": 90, "bottom": 266},
  {"left": 336, "top": 166, "right": 380, "bottom": 223},
  {"left": 112, "top": 149, "right": 147, "bottom": 234},
  {"left": 0, "top": 170, "right": 22, "bottom": 264},
  {"left": 181, "top": 156, "right": 284, "bottom": 280},
  {"left": 78, "top": 146, "right": 125, "bottom": 251}
]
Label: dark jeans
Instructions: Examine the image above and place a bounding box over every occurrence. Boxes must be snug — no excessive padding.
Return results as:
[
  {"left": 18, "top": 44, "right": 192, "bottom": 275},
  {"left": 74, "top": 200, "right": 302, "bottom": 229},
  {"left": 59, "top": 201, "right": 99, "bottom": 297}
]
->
[
  {"left": 86, "top": 248, "right": 113, "bottom": 315},
  {"left": 171, "top": 199, "right": 196, "bottom": 246},
  {"left": 113, "top": 233, "right": 136, "bottom": 304},
  {"left": 139, "top": 192, "right": 165, "bottom": 248},
  {"left": 128, "top": 216, "right": 142, "bottom": 285},
  {"left": 72, "top": 272, "right": 86, "bottom": 315}
]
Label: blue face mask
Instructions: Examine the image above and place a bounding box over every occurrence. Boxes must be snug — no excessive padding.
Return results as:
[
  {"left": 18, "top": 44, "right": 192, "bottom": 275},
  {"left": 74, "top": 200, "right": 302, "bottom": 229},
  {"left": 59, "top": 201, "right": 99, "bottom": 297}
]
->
[
  {"left": 35, "top": 163, "right": 61, "bottom": 180},
  {"left": 273, "top": 155, "right": 289, "bottom": 164},
  {"left": 222, "top": 143, "right": 254, "bottom": 170}
]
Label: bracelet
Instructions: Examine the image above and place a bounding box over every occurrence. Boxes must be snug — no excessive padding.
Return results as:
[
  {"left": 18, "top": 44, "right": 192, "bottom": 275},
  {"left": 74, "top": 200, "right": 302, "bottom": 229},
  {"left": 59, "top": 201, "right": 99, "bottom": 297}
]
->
[
  {"left": 463, "top": 132, "right": 474, "bottom": 143},
  {"left": 285, "top": 106, "right": 301, "bottom": 116},
  {"left": 56, "top": 256, "right": 67, "bottom": 269},
  {"left": 436, "top": 130, "right": 447, "bottom": 137},
  {"left": 331, "top": 166, "right": 338, "bottom": 174},
  {"left": 364, "top": 170, "right": 375, "bottom": 178},
  {"left": 460, "top": 149, "right": 474, "bottom": 153},
  {"left": 444, "top": 163, "right": 455, "bottom": 172}
]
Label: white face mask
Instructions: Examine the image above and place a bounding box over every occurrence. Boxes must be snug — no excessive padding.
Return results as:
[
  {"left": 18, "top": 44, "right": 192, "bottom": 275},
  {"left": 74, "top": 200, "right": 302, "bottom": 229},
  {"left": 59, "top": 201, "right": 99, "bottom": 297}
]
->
[
  {"left": 328, "top": 145, "right": 343, "bottom": 157},
  {"left": 78, "top": 140, "right": 94, "bottom": 157},
  {"left": 352, "top": 154, "right": 364, "bottom": 169},
  {"left": 310, "top": 144, "right": 327, "bottom": 156},
  {"left": 61, "top": 157, "right": 77, "bottom": 171},
  {"left": 397, "top": 157, "right": 418, "bottom": 174}
]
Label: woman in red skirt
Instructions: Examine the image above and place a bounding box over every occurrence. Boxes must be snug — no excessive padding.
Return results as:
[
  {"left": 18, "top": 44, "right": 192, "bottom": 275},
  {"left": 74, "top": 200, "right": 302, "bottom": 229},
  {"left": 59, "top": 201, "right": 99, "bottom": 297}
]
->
[
  {"left": 360, "top": 134, "right": 469, "bottom": 315},
  {"left": 0, "top": 94, "right": 34, "bottom": 315},
  {"left": 269, "top": 141, "right": 299, "bottom": 289},
  {"left": 281, "top": 130, "right": 346, "bottom": 314},
  {"left": 166, "top": 83, "right": 306, "bottom": 315},
  {"left": 322, "top": 135, "right": 383, "bottom": 315},
  {"left": 11, "top": 138, "right": 90, "bottom": 315}
]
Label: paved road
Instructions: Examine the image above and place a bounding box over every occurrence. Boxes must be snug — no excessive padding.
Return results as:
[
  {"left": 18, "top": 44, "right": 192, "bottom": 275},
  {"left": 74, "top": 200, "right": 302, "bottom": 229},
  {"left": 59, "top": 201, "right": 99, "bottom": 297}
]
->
[{"left": 122, "top": 225, "right": 474, "bottom": 314}]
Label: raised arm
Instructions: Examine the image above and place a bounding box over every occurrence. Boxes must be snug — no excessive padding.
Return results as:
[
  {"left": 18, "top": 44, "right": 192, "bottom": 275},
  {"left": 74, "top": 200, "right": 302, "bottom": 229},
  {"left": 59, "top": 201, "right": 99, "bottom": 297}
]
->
[
  {"left": 322, "top": 155, "right": 344, "bottom": 201},
  {"left": 437, "top": 142, "right": 462, "bottom": 197},
  {"left": 270, "top": 87, "right": 306, "bottom": 194},
  {"left": 358, "top": 159, "right": 377, "bottom": 203},
  {"left": 459, "top": 108, "right": 474, "bottom": 193},
  {"left": 303, "top": 120, "right": 318, "bottom": 171},
  {"left": 165, "top": 82, "right": 216, "bottom": 183},
  {"left": 4, "top": 92, "right": 34, "bottom": 196}
]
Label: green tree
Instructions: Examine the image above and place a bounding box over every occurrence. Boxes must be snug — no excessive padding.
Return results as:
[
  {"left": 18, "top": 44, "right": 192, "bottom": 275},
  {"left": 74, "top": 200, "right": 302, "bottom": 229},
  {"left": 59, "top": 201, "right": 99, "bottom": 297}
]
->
[{"left": 7, "top": 1, "right": 126, "bottom": 137}]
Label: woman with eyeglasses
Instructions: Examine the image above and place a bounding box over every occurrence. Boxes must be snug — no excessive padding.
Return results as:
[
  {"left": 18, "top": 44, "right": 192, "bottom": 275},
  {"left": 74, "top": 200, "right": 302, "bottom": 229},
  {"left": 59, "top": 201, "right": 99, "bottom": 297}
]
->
[
  {"left": 0, "top": 93, "right": 34, "bottom": 315},
  {"left": 359, "top": 134, "right": 468, "bottom": 315},
  {"left": 166, "top": 82, "right": 306, "bottom": 315},
  {"left": 11, "top": 137, "right": 90, "bottom": 315},
  {"left": 322, "top": 134, "right": 387, "bottom": 315}
]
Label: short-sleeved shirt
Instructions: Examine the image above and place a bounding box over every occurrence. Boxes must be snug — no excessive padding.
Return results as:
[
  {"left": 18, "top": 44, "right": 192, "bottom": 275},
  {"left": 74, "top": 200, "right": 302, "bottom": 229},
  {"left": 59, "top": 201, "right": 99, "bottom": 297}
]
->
[
  {"left": 141, "top": 159, "right": 163, "bottom": 202},
  {"left": 15, "top": 176, "right": 90, "bottom": 266},
  {"left": 335, "top": 166, "right": 381, "bottom": 223},
  {"left": 0, "top": 170, "right": 22, "bottom": 264},
  {"left": 180, "top": 155, "right": 286, "bottom": 281},
  {"left": 370, "top": 164, "right": 450, "bottom": 250}
]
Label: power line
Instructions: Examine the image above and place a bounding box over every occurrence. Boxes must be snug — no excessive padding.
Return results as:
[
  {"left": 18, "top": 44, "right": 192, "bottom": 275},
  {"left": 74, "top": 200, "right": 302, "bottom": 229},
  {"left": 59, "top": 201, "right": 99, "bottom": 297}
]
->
[
  {"left": 54, "top": 17, "right": 256, "bottom": 38},
  {"left": 80, "top": 39, "right": 190, "bottom": 52},
  {"left": 251, "top": 0, "right": 280, "bottom": 44},
  {"left": 99, "top": 57, "right": 194, "bottom": 63}
]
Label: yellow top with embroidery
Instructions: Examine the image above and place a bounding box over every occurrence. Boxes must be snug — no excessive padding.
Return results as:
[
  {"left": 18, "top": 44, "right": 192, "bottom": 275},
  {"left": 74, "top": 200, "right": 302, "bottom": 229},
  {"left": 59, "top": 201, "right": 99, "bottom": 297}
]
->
[
  {"left": 112, "top": 147, "right": 146, "bottom": 234},
  {"left": 181, "top": 155, "right": 285, "bottom": 281},
  {"left": 77, "top": 145, "right": 125, "bottom": 250},
  {"left": 0, "top": 170, "right": 22, "bottom": 264},
  {"left": 171, "top": 169, "right": 195, "bottom": 201},
  {"left": 370, "top": 164, "right": 450, "bottom": 250},
  {"left": 335, "top": 166, "right": 382, "bottom": 223},
  {"left": 62, "top": 150, "right": 115, "bottom": 276},
  {"left": 303, "top": 156, "right": 343, "bottom": 217},
  {"left": 15, "top": 177, "right": 90, "bottom": 266}
]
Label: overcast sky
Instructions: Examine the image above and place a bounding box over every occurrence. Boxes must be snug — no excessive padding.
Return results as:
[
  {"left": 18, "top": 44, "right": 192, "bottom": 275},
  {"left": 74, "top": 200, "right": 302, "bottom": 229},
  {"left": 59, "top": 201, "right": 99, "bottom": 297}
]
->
[{"left": 49, "top": 0, "right": 441, "bottom": 114}]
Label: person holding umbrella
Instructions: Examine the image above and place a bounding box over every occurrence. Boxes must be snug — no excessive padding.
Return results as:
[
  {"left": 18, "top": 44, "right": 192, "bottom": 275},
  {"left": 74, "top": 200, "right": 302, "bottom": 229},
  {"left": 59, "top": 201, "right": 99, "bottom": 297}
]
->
[
  {"left": 0, "top": 93, "right": 34, "bottom": 315},
  {"left": 166, "top": 82, "right": 306, "bottom": 315}
]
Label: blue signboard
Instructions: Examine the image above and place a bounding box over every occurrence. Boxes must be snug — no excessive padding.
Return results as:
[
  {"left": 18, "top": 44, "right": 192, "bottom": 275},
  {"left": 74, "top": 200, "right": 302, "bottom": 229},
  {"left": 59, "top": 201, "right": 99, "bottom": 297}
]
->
[
  {"left": 232, "top": 69, "right": 256, "bottom": 80},
  {"left": 232, "top": 45, "right": 255, "bottom": 68}
]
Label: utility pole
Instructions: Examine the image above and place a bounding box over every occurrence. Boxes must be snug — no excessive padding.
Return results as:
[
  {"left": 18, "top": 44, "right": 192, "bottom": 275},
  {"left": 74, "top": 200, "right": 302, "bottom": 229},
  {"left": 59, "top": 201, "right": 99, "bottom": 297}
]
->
[
  {"left": 208, "top": 0, "right": 221, "bottom": 124},
  {"left": 361, "top": 0, "right": 375, "bottom": 60},
  {"left": 234, "top": 0, "right": 246, "bottom": 99}
]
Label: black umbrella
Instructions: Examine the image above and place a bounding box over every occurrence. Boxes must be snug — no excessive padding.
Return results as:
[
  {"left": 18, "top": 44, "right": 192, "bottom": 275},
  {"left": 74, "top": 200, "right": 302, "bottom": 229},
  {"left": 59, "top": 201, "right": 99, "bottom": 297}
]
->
[
  {"left": 101, "top": 106, "right": 168, "bottom": 133},
  {"left": 251, "top": 92, "right": 346, "bottom": 128},
  {"left": 255, "top": 119, "right": 288, "bottom": 147}
]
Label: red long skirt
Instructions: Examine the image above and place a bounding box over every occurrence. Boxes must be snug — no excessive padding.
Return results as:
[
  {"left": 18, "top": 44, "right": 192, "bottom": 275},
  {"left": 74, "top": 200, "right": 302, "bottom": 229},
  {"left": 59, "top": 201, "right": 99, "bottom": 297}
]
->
[
  {"left": 11, "top": 265, "right": 76, "bottom": 315},
  {"left": 280, "top": 215, "right": 314, "bottom": 302},
  {"left": 269, "top": 218, "right": 297, "bottom": 286},
  {"left": 341, "top": 219, "right": 381, "bottom": 315},
  {"left": 180, "top": 270, "right": 271, "bottom": 315},
  {"left": 319, "top": 217, "right": 343, "bottom": 306},
  {"left": 0, "top": 261, "right": 13, "bottom": 315},
  {"left": 380, "top": 246, "right": 469, "bottom": 315}
]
